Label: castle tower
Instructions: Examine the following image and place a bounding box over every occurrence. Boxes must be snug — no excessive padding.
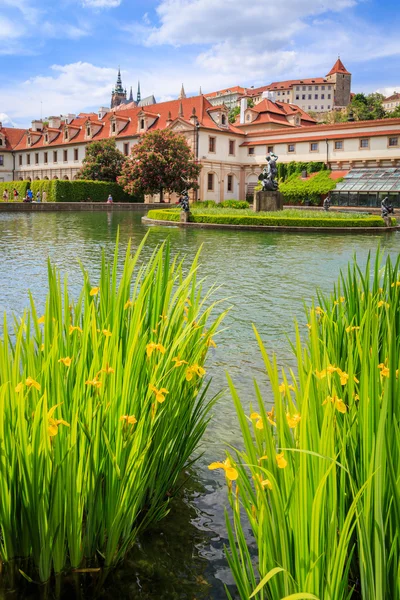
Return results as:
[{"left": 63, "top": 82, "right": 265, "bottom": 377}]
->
[
  {"left": 326, "top": 58, "right": 351, "bottom": 108},
  {"left": 111, "top": 68, "right": 127, "bottom": 108}
]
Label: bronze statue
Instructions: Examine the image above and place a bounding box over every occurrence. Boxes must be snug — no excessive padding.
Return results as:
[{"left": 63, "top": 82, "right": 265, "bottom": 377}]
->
[
  {"left": 177, "top": 189, "right": 190, "bottom": 213},
  {"left": 381, "top": 196, "right": 394, "bottom": 218},
  {"left": 258, "top": 152, "right": 279, "bottom": 192}
]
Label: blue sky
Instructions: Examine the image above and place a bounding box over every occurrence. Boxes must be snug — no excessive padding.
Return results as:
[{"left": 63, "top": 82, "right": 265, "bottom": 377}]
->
[{"left": 1, "top": 0, "right": 399, "bottom": 127}]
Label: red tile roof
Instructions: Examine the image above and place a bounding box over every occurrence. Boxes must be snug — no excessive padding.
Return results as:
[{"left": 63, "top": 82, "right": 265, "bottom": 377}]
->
[
  {"left": 266, "top": 78, "right": 329, "bottom": 90},
  {"left": 13, "top": 95, "right": 246, "bottom": 151},
  {"left": 326, "top": 58, "right": 351, "bottom": 76},
  {"left": 240, "top": 128, "right": 400, "bottom": 146},
  {"left": 0, "top": 126, "right": 26, "bottom": 150},
  {"left": 234, "top": 99, "right": 316, "bottom": 128},
  {"left": 204, "top": 86, "right": 246, "bottom": 99},
  {"left": 383, "top": 93, "right": 400, "bottom": 103}
]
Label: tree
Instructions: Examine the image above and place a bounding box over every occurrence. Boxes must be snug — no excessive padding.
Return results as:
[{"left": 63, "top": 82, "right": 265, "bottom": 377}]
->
[
  {"left": 117, "top": 129, "right": 202, "bottom": 202},
  {"left": 229, "top": 106, "right": 240, "bottom": 123},
  {"left": 78, "top": 138, "right": 126, "bottom": 182},
  {"left": 345, "top": 93, "right": 385, "bottom": 121}
]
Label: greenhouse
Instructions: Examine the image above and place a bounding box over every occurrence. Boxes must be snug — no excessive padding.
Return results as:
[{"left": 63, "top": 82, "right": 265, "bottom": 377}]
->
[{"left": 331, "top": 168, "right": 400, "bottom": 207}]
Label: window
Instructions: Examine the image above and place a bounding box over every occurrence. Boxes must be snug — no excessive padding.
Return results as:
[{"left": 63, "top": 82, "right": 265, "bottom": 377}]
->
[
  {"left": 19, "top": 155, "right": 22, "bottom": 166},
  {"left": 328, "top": 85, "right": 331, "bottom": 90},
  {"left": 53, "top": 151, "right": 58, "bottom": 163},
  {"left": 44, "top": 134, "right": 48, "bottom": 143},
  {"left": 44, "top": 152, "right": 48, "bottom": 164},
  {"left": 327, "top": 105, "right": 331, "bottom": 109},
  {"left": 321, "top": 86, "right": 325, "bottom": 90},
  {"left": 248, "top": 147, "right": 255, "bottom": 155},
  {"left": 321, "top": 94, "right": 325, "bottom": 99},
  {"left": 315, "top": 106, "right": 318, "bottom": 110},
  {"left": 140, "top": 119, "right": 145, "bottom": 129},
  {"left": 328, "top": 94, "right": 331, "bottom": 99},
  {"left": 0, "top": 155, "right": 3, "bottom": 166},
  {"left": 310, "top": 142, "right": 318, "bottom": 152},
  {"left": 209, "top": 136, "right": 216, "bottom": 152},
  {"left": 112, "top": 122, "right": 116, "bottom": 133},
  {"left": 221, "top": 114, "right": 226, "bottom": 125},
  {"left": 123, "top": 142, "right": 129, "bottom": 156},
  {"left": 27, "top": 154, "right": 30, "bottom": 165},
  {"left": 277, "top": 92, "right": 281, "bottom": 96},
  {"left": 302, "top": 94, "right": 306, "bottom": 100},
  {"left": 315, "top": 94, "right": 318, "bottom": 100},
  {"left": 0, "top": 139, "right": 2, "bottom": 146},
  {"left": 229, "top": 140, "right": 235, "bottom": 155},
  {"left": 334, "top": 140, "right": 343, "bottom": 150},
  {"left": 389, "top": 137, "right": 398, "bottom": 147},
  {"left": 86, "top": 126, "right": 91, "bottom": 137},
  {"left": 302, "top": 86, "right": 306, "bottom": 91},
  {"left": 359, "top": 138, "right": 369, "bottom": 149},
  {"left": 63, "top": 149, "right": 68, "bottom": 162},
  {"left": 207, "top": 173, "right": 214, "bottom": 191},
  {"left": 65, "top": 130, "right": 68, "bottom": 140},
  {"left": 288, "top": 144, "right": 295, "bottom": 153},
  {"left": 296, "top": 86, "right": 300, "bottom": 90},
  {"left": 295, "top": 94, "right": 299, "bottom": 100},
  {"left": 227, "top": 175, "right": 233, "bottom": 192},
  {"left": 27, "top": 136, "right": 31, "bottom": 146},
  {"left": 308, "top": 94, "right": 311, "bottom": 100},
  {"left": 74, "top": 148, "right": 78, "bottom": 161},
  {"left": 308, "top": 105, "right": 311, "bottom": 110},
  {"left": 315, "top": 86, "right": 318, "bottom": 90},
  {"left": 267, "top": 145, "right": 274, "bottom": 153},
  {"left": 308, "top": 86, "right": 312, "bottom": 91},
  {"left": 35, "top": 153, "right": 39, "bottom": 165}
]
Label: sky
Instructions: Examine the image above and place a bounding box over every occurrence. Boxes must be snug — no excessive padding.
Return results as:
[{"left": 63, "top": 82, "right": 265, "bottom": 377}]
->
[{"left": 0, "top": 0, "right": 399, "bottom": 128}]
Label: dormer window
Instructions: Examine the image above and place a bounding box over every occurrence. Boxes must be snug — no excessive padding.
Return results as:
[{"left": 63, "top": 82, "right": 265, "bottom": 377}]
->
[
  {"left": 27, "top": 136, "right": 31, "bottom": 146},
  {"left": 0, "top": 138, "right": 3, "bottom": 146},
  {"left": 140, "top": 118, "right": 145, "bottom": 129},
  {"left": 44, "top": 134, "right": 48, "bottom": 143},
  {"left": 64, "top": 129, "right": 68, "bottom": 140},
  {"left": 221, "top": 114, "right": 226, "bottom": 125},
  {"left": 86, "top": 126, "right": 91, "bottom": 137},
  {"left": 112, "top": 122, "right": 116, "bottom": 133}
]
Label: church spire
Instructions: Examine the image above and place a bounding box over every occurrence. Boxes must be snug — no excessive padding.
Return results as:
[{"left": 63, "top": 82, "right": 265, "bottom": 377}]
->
[
  {"left": 179, "top": 83, "right": 186, "bottom": 99},
  {"left": 199, "top": 85, "right": 202, "bottom": 95},
  {"left": 178, "top": 101, "right": 184, "bottom": 117},
  {"left": 115, "top": 67, "right": 124, "bottom": 93},
  {"left": 128, "top": 86, "right": 133, "bottom": 102},
  {"left": 137, "top": 81, "right": 141, "bottom": 104}
]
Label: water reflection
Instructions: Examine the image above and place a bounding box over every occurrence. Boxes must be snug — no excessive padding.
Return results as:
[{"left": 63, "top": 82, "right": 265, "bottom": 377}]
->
[{"left": 0, "top": 211, "right": 399, "bottom": 598}]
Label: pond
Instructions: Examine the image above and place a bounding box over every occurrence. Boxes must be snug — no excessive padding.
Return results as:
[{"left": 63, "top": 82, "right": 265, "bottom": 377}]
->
[{"left": 0, "top": 210, "right": 399, "bottom": 599}]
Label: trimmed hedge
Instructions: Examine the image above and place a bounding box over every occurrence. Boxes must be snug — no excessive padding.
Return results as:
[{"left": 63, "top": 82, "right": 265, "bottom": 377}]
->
[
  {"left": 192, "top": 200, "right": 250, "bottom": 209},
  {"left": 0, "top": 180, "right": 30, "bottom": 200},
  {"left": 0, "top": 180, "right": 142, "bottom": 203},
  {"left": 147, "top": 209, "right": 394, "bottom": 228}
]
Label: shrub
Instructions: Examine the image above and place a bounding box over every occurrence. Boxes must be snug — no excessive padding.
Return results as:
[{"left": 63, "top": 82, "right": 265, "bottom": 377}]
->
[
  {"left": 191, "top": 200, "right": 217, "bottom": 209},
  {"left": 147, "top": 209, "right": 391, "bottom": 228},
  {"left": 279, "top": 170, "right": 343, "bottom": 205},
  {"left": 218, "top": 253, "right": 400, "bottom": 599},
  {"left": 0, "top": 180, "right": 30, "bottom": 200},
  {"left": 219, "top": 200, "right": 250, "bottom": 209},
  {"left": 30, "top": 179, "right": 55, "bottom": 202},
  {"left": 0, "top": 238, "right": 226, "bottom": 583},
  {"left": 52, "top": 180, "right": 142, "bottom": 203}
]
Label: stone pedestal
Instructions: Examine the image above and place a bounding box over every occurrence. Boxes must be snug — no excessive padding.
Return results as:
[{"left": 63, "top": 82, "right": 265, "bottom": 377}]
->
[
  {"left": 180, "top": 211, "right": 190, "bottom": 223},
  {"left": 254, "top": 191, "right": 284, "bottom": 212}
]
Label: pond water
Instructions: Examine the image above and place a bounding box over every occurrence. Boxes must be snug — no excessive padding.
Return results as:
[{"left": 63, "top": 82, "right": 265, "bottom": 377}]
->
[{"left": 0, "top": 210, "right": 399, "bottom": 599}]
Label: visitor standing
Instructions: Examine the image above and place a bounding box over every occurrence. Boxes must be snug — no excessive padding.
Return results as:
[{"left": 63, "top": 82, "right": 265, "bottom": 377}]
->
[
  {"left": 27, "top": 189, "right": 33, "bottom": 202},
  {"left": 107, "top": 194, "right": 113, "bottom": 204},
  {"left": 2, "top": 189, "right": 9, "bottom": 201},
  {"left": 36, "top": 191, "right": 41, "bottom": 203},
  {"left": 42, "top": 190, "right": 47, "bottom": 203},
  {"left": 13, "top": 188, "right": 19, "bottom": 201}
]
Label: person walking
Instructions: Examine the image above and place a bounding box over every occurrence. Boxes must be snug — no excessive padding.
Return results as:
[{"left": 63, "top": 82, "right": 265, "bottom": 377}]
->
[
  {"left": 42, "top": 190, "right": 47, "bottom": 203},
  {"left": 27, "top": 188, "right": 33, "bottom": 202},
  {"left": 36, "top": 191, "right": 41, "bottom": 203},
  {"left": 13, "top": 188, "right": 19, "bottom": 201},
  {"left": 2, "top": 189, "right": 9, "bottom": 201}
]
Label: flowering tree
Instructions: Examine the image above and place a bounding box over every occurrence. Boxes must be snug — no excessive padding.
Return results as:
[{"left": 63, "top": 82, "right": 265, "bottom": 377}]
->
[
  {"left": 78, "top": 139, "right": 126, "bottom": 182},
  {"left": 117, "top": 129, "right": 201, "bottom": 202}
]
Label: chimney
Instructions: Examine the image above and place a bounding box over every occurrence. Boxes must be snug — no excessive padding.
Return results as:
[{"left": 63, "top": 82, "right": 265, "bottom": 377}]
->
[
  {"left": 31, "top": 119, "right": 43, "bottom": 131},
  {"left": 98, "top": 107, "right": 109, "bottom": 120},
  {"left": 48, "top": 116, "right": 61, "bottom": 129},
  {"left": 240, "top": 97, "right": 248, "bottom": 124}
]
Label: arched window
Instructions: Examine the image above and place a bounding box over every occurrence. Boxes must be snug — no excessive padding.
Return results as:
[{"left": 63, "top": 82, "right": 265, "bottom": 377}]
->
[
  {"left": 140, "top": 119, "right": 145, "bottom": 129},
  {"left": 221, "top": 114, "right": 226, "bottom": 125}
]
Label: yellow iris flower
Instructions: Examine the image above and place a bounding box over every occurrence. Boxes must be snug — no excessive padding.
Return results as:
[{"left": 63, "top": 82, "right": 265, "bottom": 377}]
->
[
  {"left": 69, "top": 325, "right": 82, "bottom": 334},
  {"left": 208, "top": 458, "right": 238, "bottom": 481},
  {"left": 48, "top": 403, "right": 70, "bottom": 437},
  {"left": 206, "top": 337, "right": 217, "bottom": 348},
  {"left": 58, "top": 357, "right": 72, "bottom": 367},
  {"left": 286, "top": 413, "right": 301, "bottom": 428},
  {"left": 336, "top": 369, "right": 349, "bottom": 385},
  {"left": 90, "top": 287, "right": 99, "bottom": 296},
  {"left": 85, "top": 378, "right": 102, "bottom": 388},
  {"left": 15, "top": 382, "right": 24, "bottom": 393},
  {"left": 26, "top": 377, "right": 41, "bottom": 391},
  {"left": 102, "top": 329, "right": 112, "bottom": 337},
  {"left": 146, "top": 342, "right": 166, "bottom": 358},
  {"left": 185, "top": 364, "right": 206, "bottom": 381},
  {"left": 172, "top": 356, "right": 188, "bottom": 367},
  {"left": 120, "top": 415, "right": 137, "bottom": 426},
  {"left": 345, "top": 325, "right": 360, "bottom": 333},
  {"left": 276, "top": 452, "right": 287, "bottom": 469},
  {"left": 149, "top": 384, "right": 169, "bottom": 403},
  {"left": 124, "top": 299, "right": 133, "bottom": 310},
  {"left": 250, "top": 412, "right": 264, "bottom": 430},
  {"left": 37, "top": 315, "right": 45, "bottom": 325},
  {"left": 378, "top": 364, "right": 390, "bottom": 378},
  {"left": 377, "top": 300, "right": 390, "bottom": 308},
  {"left": 322, "top": 395, "right": 347, "bottom": 413}
]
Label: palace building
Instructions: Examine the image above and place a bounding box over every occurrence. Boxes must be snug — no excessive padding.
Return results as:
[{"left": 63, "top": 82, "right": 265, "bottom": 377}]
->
[
  {"left": 110, "top": 69, "right": 156, "bottom": 110},
  {"left": 1, "top": 88, "right": 400, "bottom": 202}
]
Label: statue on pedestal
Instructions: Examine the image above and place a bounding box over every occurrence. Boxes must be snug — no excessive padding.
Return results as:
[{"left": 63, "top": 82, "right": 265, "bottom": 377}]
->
[
  {"left": 381, "top": 196, "right": 394, "bottom": 219},
  {"left": 258, "top": 152, "right": 279, "bottom": 192},
  {"left": 177, "top": 189, "right": 190, "bottom": 213}
]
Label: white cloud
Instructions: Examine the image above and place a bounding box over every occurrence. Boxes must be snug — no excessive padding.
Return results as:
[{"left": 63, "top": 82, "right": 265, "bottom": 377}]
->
[
  {"left": 376, "top": 87, "right": 400, "bottom": 99},
  {"left": 0, "top": 16, "right": 26, "bottom": 40},
  {"left": 0, "top": 113, "right": 17, "bottom": 127},
  {"left": 82, "top": 0, "right": 121, "bottom": 7}
]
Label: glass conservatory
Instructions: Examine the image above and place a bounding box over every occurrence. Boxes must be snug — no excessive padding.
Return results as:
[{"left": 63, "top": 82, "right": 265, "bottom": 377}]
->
[{"left": 331, "top": 168, "right": 400, "bottom": 207}]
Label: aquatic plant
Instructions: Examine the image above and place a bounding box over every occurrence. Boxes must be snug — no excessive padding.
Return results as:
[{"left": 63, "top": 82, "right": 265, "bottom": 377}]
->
[
  {"left": 216, "top": 253, "right": 400, "bottom": 599},
  {"left": 0, "top": 234, "right": 225, "bottom": 583}
]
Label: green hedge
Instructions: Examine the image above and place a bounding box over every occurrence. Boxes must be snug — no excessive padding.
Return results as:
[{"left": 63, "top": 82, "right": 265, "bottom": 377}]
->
[
  {"left": 0, "top": 180, "right": 30, "bottom": 200},
  {"left": 279, "top": 171, "right": 342, "bottom": 205},
  {"left": 192, "top": 200, "right": 250, "bottom": 209},
  {"left": 147, "top": 210, "right": 394, "bottom": 228},
  {"left": 30, "top": 180, "right": 55, "bottom": 202}
]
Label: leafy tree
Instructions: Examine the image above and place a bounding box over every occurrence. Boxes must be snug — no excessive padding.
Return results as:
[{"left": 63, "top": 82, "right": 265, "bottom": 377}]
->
[
  {"left": 345, "top": 93, "right": 385, "bottom": 121},
  {"left": 117, "top": 129, "right": 201, "bottom": 202},
  {"left": 385, "top": 105, "right": 400, "bottom": 118},
  {"left": 78, "top": 138, "right": 126, "bottom": 182},
  {"left": 229, "top": 106, "right": 240, "bottom": 123}
]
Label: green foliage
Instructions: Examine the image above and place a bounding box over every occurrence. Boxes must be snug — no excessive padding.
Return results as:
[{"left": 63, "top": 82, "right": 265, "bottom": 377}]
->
[
  {"left": 219, "top": 200, "right": 250, "bottom": 209},
  {"left": 118, "top": 129, "right": 201, "bottom": 201},
  {"left": 191, "top": 200, "right": 217, "bottom": 209},
  {"left": 229, "top": 106, "right": 240, "bottom": 123},
  {"left": 220, "top": 253, "right": 400, "bottom": 599},
  {"left": 52, "top": 179, "right": 141, "bottom": 203},
  {"left": 276, "top": 161, "right": 326, "bottom": 182},
  {"left": 279, "top": 170, "right": 342, "bottom": 204},
  {"left": 78, "top": 138, "right": 126, "bottom": 182},
  {"left": 0, "top": 237, "right": 226, "bottom": 583},
  {"left": 30, "top": 179, "right": 55, "bottom": 202},
  {"left": 147, "top": 209, "right": 388, "bottom": 228},
  {"left": 0, "top": 180, "right": 30, "bottom": 200}
]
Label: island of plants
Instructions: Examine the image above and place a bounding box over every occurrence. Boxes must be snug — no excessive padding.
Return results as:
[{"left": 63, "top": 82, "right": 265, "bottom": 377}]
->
[{"left": 145, "top": 203, "right": 397, "bottom": 230}]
